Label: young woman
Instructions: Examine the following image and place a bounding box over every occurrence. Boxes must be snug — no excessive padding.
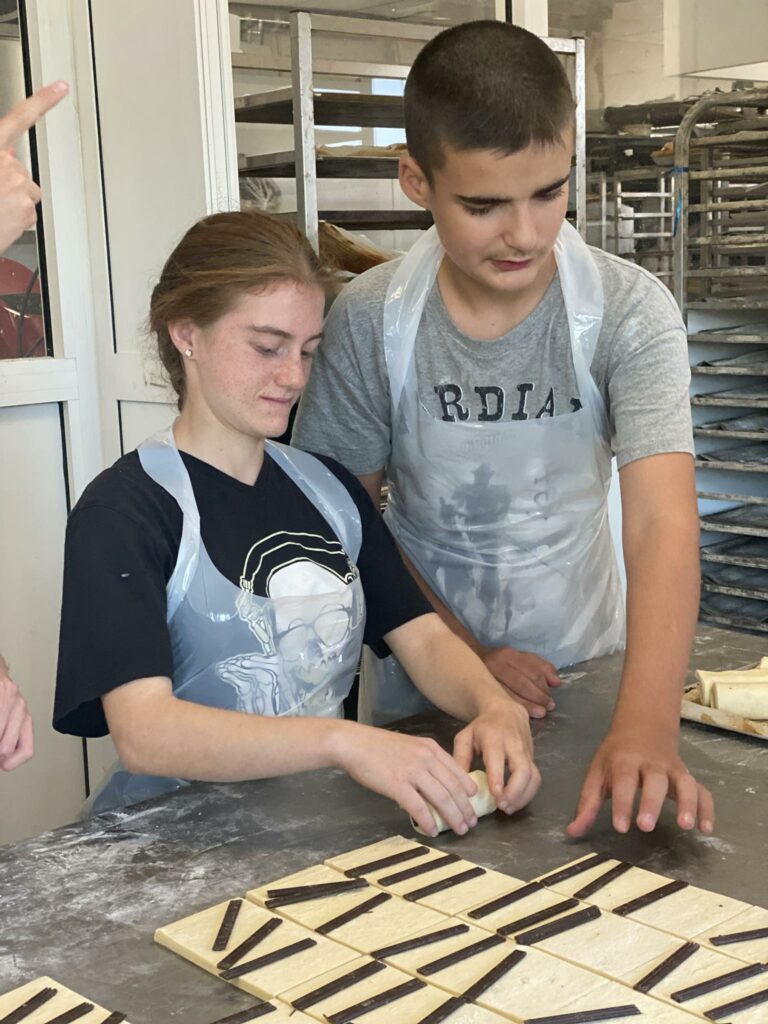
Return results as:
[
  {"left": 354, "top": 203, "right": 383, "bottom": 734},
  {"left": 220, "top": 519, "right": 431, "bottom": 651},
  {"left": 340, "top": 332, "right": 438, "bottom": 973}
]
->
[{"left": 53, "top": 210, "right": 538, "bottom": 833}]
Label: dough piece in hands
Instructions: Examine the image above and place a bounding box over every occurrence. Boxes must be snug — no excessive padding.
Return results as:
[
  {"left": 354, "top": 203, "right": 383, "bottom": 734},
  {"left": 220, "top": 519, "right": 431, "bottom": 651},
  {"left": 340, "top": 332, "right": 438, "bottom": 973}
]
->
[
  {"left": 280, "top": 956, "right": 508, "bottom": 1024},
  {"left": 694, "top": 905, "right": 768, "bottom": 964},
  {"left": 0, "top": 976, "right": 130, "bottom": 1023},
  {"left": 555, "top": 977, "right": 707, "bottom": 1023},
  {"left": 628, "top": 941, "right": 768, "bottom": 1019},
  {"left": 154, "top": 897, "right": 356, "bottom": 999},
  {"left": 523, "top": 905, "right": 682, "bottom": 981},
  {"left": 412, "top": 769, "right": 497, "bottom": 836},
  {"left": 712, "top": 681, "right": 768, "bottom": 719},
  {"left": 695, "top": 666, "right": 768, "bottom": 706},
  {"left": 247, "top": 865, "right": 448, "bottom": 954}
]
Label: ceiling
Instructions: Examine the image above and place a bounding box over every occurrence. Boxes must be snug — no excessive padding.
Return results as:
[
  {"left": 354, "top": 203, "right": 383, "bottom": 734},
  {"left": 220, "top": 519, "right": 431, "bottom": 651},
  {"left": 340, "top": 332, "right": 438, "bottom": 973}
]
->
[{"left": 230, "top": 0, "right": 630, "bottom": 36}]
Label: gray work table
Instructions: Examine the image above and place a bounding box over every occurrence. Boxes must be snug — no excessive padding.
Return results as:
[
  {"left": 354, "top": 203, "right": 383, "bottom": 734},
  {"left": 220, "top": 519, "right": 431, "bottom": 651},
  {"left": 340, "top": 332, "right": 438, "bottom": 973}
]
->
[{"left": 1, "top": 625, "right": 767, "bottom": 1022}]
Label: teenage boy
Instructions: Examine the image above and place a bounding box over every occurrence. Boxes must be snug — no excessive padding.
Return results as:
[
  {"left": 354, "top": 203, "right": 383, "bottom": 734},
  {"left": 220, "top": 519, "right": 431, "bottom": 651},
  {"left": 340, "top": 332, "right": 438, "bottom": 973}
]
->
[{"left": 294, "top": 21, "right": 711, "bottom": 838}]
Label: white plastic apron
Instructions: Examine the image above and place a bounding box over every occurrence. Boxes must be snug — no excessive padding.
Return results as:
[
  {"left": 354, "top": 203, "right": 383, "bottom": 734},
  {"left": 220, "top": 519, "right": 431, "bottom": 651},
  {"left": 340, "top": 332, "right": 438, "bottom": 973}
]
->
[
  {"left": 86, "top": 427, "right": 365, "bottom": 814},
  {"left": 360, "top": 221, "right": 625, "bottom": 726}
]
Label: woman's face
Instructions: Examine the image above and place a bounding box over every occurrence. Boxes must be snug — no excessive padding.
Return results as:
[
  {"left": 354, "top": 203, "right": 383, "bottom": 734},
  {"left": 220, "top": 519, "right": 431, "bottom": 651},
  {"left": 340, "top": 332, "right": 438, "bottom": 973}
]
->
[{"left": 183, "top": 281, "right": 325, "bottom": 441}]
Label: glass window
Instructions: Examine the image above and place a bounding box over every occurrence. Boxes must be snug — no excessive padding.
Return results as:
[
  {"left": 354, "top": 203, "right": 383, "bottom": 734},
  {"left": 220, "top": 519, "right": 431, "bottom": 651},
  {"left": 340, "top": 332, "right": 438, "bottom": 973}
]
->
[{"left": 0, "top": 1, "right": 50, "bottom": 359}]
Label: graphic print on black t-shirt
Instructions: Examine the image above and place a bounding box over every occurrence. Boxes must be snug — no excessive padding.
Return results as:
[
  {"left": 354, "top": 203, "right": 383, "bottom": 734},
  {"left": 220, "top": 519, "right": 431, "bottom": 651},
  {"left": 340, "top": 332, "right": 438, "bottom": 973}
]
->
[{"left": 238, "top": 530, "right": 357, "bottom": 598}]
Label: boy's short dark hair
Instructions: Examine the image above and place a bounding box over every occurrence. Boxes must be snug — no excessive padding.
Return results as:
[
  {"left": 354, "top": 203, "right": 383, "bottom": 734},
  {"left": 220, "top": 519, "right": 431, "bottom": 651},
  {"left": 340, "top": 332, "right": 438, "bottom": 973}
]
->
[{"left": 404, "top": 20, "right": 575, "bottom": 182}]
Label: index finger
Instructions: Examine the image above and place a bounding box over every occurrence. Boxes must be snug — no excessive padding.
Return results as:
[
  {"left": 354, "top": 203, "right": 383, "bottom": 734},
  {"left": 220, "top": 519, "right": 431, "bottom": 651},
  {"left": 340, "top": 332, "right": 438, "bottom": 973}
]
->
[{"left": 0, "top": 81, "right": 68, "bottom": 150}]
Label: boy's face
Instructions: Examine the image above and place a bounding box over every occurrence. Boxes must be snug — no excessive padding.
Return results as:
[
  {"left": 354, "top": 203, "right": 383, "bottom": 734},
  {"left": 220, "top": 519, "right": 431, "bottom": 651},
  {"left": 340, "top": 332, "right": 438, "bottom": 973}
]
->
[{"left": 400, "top": 130, "right": 573, "bottom": 299}]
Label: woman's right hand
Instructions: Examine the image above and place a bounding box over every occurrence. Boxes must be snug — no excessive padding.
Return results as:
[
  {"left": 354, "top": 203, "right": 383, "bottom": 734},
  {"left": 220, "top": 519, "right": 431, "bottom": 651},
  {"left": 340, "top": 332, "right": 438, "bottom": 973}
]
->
[{"left": 332, "top": 723, "right": 479, "bottom": 837}]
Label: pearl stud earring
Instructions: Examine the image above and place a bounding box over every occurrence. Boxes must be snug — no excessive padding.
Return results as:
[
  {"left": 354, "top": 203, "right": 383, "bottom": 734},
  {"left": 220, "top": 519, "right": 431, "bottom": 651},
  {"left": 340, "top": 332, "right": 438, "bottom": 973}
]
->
[{"left": 184, "top": 348, "right": 193, "bottom": 358}]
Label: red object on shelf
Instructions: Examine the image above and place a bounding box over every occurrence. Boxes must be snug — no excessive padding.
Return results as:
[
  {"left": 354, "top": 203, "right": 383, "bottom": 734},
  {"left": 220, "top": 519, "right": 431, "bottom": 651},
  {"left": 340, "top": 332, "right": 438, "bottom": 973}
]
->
[{"left": 0, "top": 257, "right": 45, "bottom": 359}]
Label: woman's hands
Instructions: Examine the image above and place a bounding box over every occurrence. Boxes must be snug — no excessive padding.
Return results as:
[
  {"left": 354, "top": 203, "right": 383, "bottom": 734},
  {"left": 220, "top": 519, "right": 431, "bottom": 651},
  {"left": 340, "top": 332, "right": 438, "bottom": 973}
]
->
[{"left": 331, "top": 694, "right": 539, "bottom": 837}]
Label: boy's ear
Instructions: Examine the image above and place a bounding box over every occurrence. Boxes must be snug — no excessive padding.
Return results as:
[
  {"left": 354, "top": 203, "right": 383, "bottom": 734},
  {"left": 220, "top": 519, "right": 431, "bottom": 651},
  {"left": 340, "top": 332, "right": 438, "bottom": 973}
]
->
[{"left": 399, "top": 154, "right": 432, "bottom": 210}]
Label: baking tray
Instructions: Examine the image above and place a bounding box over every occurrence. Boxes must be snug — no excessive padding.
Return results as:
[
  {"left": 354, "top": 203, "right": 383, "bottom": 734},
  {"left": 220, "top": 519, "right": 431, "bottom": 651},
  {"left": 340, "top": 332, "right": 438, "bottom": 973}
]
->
[{"left": 682, "top": 660, "right": 768, "bottom": 739}]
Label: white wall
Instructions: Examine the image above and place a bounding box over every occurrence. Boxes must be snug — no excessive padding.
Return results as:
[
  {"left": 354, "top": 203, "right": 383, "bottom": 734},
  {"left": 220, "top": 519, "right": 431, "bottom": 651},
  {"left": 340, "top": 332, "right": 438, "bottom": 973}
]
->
[
  {"left": 586, "top": 0, "right": 734, "bottom": 111},
  {"left": 666, "top": 0, "right": 768, "bottom": 77}
]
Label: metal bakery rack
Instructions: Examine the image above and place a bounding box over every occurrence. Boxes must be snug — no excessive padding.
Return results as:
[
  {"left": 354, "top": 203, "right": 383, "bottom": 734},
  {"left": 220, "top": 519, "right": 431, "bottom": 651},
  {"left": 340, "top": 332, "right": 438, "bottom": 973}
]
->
[
  {"left": 234, "top": 10, "right": 588, "bottom": 253},
  {"left": 672, "top": 88, "right": 768, "bottom": 634}
]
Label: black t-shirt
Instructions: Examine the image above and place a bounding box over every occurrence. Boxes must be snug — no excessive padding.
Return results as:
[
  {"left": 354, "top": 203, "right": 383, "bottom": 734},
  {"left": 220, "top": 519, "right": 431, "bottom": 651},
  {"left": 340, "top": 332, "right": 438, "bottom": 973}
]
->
[{"left": 53, "top": 447, "right": 430, "bottom": 738}]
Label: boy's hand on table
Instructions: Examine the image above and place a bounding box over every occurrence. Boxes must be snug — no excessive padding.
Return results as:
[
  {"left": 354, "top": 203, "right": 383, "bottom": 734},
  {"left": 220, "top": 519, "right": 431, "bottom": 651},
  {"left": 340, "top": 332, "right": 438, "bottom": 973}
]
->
[
  {"left": 453, "top": 697, "right": 541, "bottom": 816},
  {"left": 478, "top": 645, "right": 561, "bottom": 718},
  {"left": 566, "top": 723, "right": 714, "bottom": 838},
  {"left": 332, "top": 722, "right": 478, "bottom": 838}
]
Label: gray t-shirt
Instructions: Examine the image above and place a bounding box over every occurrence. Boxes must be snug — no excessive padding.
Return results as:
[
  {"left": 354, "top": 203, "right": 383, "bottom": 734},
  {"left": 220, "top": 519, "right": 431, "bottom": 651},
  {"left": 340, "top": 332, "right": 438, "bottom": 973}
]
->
[{"left": 293, "top": 246, "right": 693, "bottom": 474}]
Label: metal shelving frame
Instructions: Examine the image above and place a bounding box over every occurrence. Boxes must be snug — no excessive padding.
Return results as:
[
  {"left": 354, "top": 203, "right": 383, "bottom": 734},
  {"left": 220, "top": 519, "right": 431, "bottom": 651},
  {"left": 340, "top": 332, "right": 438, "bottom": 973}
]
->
[
  {"left": 234, "top": 11, "right": 587, "bottom": 252},
  {"left": 671, "top": 88, "right": 768, "bottom": 632}
]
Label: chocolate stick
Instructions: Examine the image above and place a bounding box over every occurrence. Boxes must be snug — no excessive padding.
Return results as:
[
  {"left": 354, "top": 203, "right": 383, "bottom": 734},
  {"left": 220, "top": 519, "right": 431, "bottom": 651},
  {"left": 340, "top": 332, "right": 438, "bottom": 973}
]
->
[
  {"left": 468, "top": 881, "right": 544, "bottom": 920},
  {"left": 291, "top": 961, "right": 386, "bottom": 1012},
  {"left": 709, "top": 925, "right": 768, "bottom": 946},
  {"left": 0, "top": 987, "right": 57, "bottom": 1024},
  {"left": 316, "top": 892, "right": 391, "bottom": 935},
  {"left": 213, "top": 899, "right": 243, "bottom": 952},
  {"left": 418, "top": 934, "right": 505, "bottom": 975},
  {"left": 377, "top": 853, "right": 460, "bottom": 887},
  {"left": 537, "top": 853, "right": 611, "bottom": 887},
  {"left": 515, "top": 904, "right": 601, "bottom": 945},
  {"left": 219, "top": 938, "right": 317, "bottom": 981},
  {"left": 703, "top": 985, "right": 768, "bottom": 1021},
  {"left": 524, "top": 1007, "right": 641, "bottom": 1024},
  {"left": 573, "top": 862, "right": 631, "bottom": 901},
  {"left": 498, "top": 898, "right": 579, "bottom": 937},
  {"left": 613, "top": 879, "right": 688, "bottom": 917},
  {"left": 672, "top": 961, "right": 768, "bottom": 1003},
  {"left": 403, "top": 866, "right": 486, "bottom": 903},
  {"left": 325, "top": 977, "right": 426, "bottom": 1024},
  {"left": 206, "top": 1004, "right": 278, "bottom": 1023},
  {"left": 413, "top": 996, "right": 466, "bottom": 1024},
  {"left": 343, "top": 846, "right": 429, "bottom": 877},
  {"left": 40, "top": 1004, "right": 94, "bottom": 1024},
  {"left": 633, "top": 941, "right": 699, "bottom": 994},
  {"left": 100, "top": 1015, "right": 128, "bottom": 1024},
  {"left": 217, "top": 918, "right": 283, "bottom": 971},
  {"left": 264, "top": 878, "right": 367, "bottom": 908},
  {"left": 461, "top": 948, "right": 527, "bottom": 1001},
  {"left": 371, "top": 923, "right": 469, "bottom": 960}
]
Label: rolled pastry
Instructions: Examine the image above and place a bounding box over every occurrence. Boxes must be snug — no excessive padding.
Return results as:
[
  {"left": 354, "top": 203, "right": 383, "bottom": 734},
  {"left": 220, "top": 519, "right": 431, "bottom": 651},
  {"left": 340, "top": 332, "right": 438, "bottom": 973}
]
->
[
  {"left": 711, "top": 681, "right": 768, "bottom": 720},
  {"left": 695, "top": 666, "right": 768, "bottom": 706},
  {"left": 412, "top": 769, "right": 498, "bottom": 836}
]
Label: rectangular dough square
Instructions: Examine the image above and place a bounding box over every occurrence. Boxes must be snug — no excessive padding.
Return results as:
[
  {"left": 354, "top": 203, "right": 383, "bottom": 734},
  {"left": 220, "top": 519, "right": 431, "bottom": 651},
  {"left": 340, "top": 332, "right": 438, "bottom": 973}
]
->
[
  {"left": 628, "top": 943, "right": 768, "bottom": 1020},
  {"left": 694, "top": 905, "right": 768, "bottom": 964},
  {"left": 0, "top": 976, "right": 130, "bottom": 1023},
  {"left": 325, "top": 835, "right": 432, "bottom": 877},
  {"left": 459, "top": 883, "right": 591, "bottom": 936},
  {"left": 536, "top": 854, "right": 668, "bottom": 902},
  {"left": 374, "top": 922, "right": 610, "bottom": 1021},
  {"left": 554, "top": 978, "right": 704, "bottom": 1023},
  {"left": 370, "top": 856, "right": 527, "bottom": 916},
  {"left": 154, "top": 897, "right": 357, "bottom": 999},
  {"left": 521, "top": 905, "right": 682, "bottom": 981},
  {"left": 536, "top": 854, "right": 751, "bottom": 940},
  {"left": 281, "top": 958, "right": 509, "bottom": 1024},
  {"left": 247, "top": 865, "right": 448, "bottom": 954}
]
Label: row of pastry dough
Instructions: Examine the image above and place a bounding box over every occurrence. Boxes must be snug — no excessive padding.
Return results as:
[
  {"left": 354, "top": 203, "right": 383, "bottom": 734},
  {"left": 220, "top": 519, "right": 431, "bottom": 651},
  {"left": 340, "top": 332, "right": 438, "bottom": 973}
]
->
[
  {"left": 155, "top": 834, "right": 767, "bottom": 1022},
  {"left": 0, "top": 976, "right": 130, "bottom": 1024},
  {"left": 695, "top": 658, "right": 768, "bottom": 719}
]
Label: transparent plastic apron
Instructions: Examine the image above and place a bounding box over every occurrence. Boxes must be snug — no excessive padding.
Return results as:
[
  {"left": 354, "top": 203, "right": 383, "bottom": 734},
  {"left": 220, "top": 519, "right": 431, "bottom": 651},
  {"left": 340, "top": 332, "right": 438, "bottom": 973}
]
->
[
  {"left": 359, "top": 221, "right": 625, "bottom": 726},
  {"left": 86, "top": 426, "right": 365, "bottom": 815}
]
